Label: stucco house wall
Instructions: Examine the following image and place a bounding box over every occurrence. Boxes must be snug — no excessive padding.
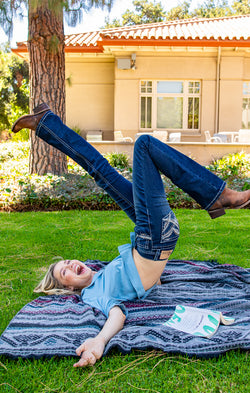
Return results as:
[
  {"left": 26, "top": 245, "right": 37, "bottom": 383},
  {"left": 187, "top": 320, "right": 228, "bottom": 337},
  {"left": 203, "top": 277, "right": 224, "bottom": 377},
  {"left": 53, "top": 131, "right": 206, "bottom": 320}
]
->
[
  {"left": 219, "top": 56, "right": 244, "bottom": 132},
  {"left": 65, "top": 58, "right": 115, "bottom": 140},
  {"left": 64, "top": 47, "right": 250, "bottom": 142}
]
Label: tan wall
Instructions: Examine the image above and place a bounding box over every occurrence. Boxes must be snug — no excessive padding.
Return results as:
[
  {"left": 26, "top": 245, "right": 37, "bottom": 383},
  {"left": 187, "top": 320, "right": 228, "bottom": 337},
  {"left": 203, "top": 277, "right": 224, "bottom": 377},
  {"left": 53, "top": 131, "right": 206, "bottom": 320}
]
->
[
  {"left": 219, "top": 80, "right": 243, "bottom": 131},
  {"left": 129, "top": 55, "right": 217, "bottom": 80},
  {"left": 114, "top": 79, "right": 139, "bottom": 132},
  {"left": 90, "top": 141, "right": 250, "bottom": 166},
  {"left": 172, "top": 143, "right": 250, "bottom": 165},
  {"left": 200, "top": 80, "right": 216, "bottom": 135},
  {"left": 219, "top": 57, "right": 244, "bottom": 132},
  {"left": 243, "top": 58, "right": 250, "bottom": 79},
  {"left": 65, "top": 60, "right": 115, "bottom": 139}
]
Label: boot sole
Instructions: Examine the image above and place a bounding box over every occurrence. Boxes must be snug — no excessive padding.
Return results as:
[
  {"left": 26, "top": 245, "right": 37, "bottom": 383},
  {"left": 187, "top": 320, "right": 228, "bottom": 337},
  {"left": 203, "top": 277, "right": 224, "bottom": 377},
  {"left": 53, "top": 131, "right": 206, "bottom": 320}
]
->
[{"left": 208, "top": 198, "right": 250, "bottom": 219}]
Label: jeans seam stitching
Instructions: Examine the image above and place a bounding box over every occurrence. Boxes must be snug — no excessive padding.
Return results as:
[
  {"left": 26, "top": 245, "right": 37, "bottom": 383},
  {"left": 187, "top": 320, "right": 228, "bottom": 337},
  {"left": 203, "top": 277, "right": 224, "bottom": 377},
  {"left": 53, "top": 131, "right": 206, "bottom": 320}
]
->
[
  {"left": 136, "top": 137, "right": 152, "bottom": 239},
  {"left": 36, "top": 111, "right": 51, "bottom": 134},
  {"left": 205, "top": 182, "right": 226, "bottom": 210}
]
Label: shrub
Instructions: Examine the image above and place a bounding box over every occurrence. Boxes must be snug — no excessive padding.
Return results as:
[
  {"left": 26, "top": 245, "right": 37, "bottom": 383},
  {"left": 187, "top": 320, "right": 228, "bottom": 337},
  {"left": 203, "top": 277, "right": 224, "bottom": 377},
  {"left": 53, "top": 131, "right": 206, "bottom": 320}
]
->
[
  {"left": 207, "top": 152, "right": 250, "bottom": 180},
  {"left": 104, "top": 152, "right": 130, "bottom": 169}
]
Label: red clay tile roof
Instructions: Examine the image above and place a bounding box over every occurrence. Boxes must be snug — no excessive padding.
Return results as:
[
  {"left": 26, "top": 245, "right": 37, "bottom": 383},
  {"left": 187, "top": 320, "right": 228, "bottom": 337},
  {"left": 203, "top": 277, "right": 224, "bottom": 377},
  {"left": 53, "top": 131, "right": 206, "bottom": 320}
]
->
[
  {"left": 13, "top": 15, "right": 250, "bottom": 54},
  {"left": 64, "top": 31, "right": 102, "bottom": 51},
  {"left": 102, "top": 15, "right": 250, "bottom": 41}
]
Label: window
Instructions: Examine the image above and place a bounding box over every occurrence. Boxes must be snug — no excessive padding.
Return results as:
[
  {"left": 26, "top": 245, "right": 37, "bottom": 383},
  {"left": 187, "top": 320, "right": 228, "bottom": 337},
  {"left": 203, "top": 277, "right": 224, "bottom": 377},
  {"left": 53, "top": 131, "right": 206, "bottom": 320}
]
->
[
  {"left": 140, "top": 80, "right": 201, "bottom": 131},
  {"left": 140, "top": 81, "right": 152, "bottom": 128},
  {"left": 188, "top": 82, "right": 200, "bottom": 130},
  {"left": 242, "top": 82, "right": 250, "bottom": 129}
]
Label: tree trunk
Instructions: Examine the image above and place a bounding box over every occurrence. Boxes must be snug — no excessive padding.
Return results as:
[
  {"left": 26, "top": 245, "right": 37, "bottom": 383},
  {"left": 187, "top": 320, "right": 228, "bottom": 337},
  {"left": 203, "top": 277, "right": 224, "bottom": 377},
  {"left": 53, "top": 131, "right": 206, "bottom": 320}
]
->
[{"left": 28, "top": 0, "right": 67, "bottom": 175}]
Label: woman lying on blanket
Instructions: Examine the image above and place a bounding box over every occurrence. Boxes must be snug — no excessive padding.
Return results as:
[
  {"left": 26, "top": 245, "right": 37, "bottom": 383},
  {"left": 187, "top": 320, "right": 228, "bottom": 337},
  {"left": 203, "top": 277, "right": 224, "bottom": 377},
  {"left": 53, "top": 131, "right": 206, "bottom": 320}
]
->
[{"left": 12, "top": 103, "right": 250, "bottom": 367}]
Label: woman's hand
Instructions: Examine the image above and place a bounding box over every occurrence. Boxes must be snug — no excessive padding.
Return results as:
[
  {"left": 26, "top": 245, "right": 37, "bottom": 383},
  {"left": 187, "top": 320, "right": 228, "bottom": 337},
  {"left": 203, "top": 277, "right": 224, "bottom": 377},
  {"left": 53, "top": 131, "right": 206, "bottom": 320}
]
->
[
  {"left": 74, "top": 336, "right": 105, "bottom": 367},
  {"left": 73, "top": 306, "right": 126, "bottom": 367}
]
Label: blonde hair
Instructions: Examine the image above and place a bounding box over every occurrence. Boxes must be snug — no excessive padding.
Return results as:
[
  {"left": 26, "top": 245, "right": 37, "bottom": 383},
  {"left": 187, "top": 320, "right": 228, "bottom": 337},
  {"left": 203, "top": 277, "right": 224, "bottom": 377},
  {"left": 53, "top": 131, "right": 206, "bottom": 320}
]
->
[{"left": 34, "top": 261, "right": 81, "bottom": 296}]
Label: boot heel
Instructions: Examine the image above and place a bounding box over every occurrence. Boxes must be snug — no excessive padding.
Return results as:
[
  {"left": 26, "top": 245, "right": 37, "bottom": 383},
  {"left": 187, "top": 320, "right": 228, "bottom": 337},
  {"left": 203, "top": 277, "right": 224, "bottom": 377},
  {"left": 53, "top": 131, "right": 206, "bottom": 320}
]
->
[
  {"left": 208, "top": 208, "right": 226, "bottom": 219},
  {"left": 33, "top": 103, "right": 50, "bottom": 115}
]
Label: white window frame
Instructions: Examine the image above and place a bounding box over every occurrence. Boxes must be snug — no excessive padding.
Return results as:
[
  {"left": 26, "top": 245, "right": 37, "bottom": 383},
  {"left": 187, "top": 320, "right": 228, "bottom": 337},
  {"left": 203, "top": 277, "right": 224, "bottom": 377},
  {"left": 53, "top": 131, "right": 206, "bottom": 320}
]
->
[
  {"left": 140, "top": 81, "right": 153, "bottom": 129},
  {"left": 242, "top": 81, "right": 250, "bottom": 129},
  {"left": 140, "top": 80, "right": 201, "bottom": 132}
]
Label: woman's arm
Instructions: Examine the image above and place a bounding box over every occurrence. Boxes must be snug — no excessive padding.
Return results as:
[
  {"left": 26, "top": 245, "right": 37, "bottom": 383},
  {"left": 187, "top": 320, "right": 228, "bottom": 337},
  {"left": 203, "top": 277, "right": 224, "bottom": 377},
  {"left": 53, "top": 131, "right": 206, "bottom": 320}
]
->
[{"left": 73, "top": 306, "right": 126, "bottom": 367}]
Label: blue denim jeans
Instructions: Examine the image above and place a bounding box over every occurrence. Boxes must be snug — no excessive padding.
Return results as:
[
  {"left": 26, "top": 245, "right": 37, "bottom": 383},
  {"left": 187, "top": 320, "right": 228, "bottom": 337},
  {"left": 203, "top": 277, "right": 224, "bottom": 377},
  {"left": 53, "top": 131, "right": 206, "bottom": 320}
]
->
[
  {"left": 132, "top": 136, "right": 225, "bottom": 259},
  {"left": 36, "top": 111, "right": 226, "bottom": 261}
]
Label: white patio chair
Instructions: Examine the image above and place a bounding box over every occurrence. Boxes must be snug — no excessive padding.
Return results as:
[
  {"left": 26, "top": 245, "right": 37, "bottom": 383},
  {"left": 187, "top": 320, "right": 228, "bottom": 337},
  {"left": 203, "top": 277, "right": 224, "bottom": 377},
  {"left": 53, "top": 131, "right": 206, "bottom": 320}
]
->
[
  {"left": 153, "top": 130, "right": 168, "bottom": 143},
  {"left": 114, "top": 131, "right": 133, "bottom": 142},
  {"left": 86, "top": 130, "right": 102, "bottom": 142},
  {"left": 204, "top": 130, "right": 222, "bottom": 143},
  {"left": 169, "top": 132, "right": 181, "bottom": 142},
  {"left": 234, "top": 129, "right": 250, "bottom": 143}
]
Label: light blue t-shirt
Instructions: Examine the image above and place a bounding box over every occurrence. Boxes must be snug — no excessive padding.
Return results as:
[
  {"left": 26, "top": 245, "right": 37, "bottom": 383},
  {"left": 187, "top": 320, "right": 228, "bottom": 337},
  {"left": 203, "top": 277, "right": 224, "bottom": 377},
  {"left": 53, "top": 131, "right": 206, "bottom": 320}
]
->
[{"left": 81, "top": 233, "right": 154, "bottom": 318}]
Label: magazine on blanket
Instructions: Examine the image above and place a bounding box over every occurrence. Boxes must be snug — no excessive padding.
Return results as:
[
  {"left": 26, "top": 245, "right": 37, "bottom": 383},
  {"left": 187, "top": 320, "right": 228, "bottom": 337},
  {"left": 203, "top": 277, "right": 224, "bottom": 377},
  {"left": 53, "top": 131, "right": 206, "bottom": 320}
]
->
[{"left": 163, "top": 305, "right": 235, "bottom": 338}]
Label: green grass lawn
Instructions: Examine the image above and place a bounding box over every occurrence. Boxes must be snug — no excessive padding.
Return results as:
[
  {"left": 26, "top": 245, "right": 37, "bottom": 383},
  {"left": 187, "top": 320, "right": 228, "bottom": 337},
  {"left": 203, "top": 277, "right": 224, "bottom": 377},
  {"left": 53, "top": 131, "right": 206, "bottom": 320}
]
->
[{"left": 0, "top": 209, "right": 249, "bottom": 393}]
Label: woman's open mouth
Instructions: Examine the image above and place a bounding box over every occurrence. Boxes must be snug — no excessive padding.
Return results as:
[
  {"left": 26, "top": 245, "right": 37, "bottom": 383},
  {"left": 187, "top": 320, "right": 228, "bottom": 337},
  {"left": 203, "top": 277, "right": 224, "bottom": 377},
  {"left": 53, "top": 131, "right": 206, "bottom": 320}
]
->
[{"left": 76, "top": 265, "right": 85, "bottom": 275}]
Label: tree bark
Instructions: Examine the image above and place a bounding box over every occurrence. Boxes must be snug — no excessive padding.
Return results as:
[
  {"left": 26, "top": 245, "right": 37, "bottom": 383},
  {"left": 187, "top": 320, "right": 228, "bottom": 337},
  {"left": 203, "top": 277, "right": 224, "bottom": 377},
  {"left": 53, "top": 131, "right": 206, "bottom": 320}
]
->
[{"left": 28, "top": 0, "right": 67, "bottom": 175}]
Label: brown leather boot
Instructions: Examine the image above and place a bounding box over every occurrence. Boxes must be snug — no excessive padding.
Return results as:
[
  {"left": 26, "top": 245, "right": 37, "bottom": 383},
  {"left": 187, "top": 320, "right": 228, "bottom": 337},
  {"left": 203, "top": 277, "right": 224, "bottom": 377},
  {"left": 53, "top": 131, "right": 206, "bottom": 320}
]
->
[
  {"left": 208, "top": 187, "right": 250, "bottom": 218},
  {"left": 11, "top": 103, "right": 50, "bottom": 133}
]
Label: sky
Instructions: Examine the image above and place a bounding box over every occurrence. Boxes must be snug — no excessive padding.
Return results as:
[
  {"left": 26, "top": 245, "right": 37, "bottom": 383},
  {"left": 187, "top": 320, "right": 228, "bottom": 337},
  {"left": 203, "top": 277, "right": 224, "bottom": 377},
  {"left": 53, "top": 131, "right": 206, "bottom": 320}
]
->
[{"left": 0, "top": 0, "right": 232, "bottom": 47}]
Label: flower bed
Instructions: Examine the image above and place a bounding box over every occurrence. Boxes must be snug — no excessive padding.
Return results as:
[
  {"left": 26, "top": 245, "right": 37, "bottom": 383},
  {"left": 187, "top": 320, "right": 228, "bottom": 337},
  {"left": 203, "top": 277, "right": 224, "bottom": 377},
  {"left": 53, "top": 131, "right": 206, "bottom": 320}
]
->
[{"left": 0, "top": 142, "right": 249, "bottom": 212}]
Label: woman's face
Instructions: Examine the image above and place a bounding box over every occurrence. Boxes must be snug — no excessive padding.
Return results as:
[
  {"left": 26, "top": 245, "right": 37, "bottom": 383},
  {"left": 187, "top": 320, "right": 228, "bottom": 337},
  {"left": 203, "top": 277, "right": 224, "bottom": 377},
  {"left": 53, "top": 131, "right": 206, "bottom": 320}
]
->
[{"left": 53, "top": 260, "right": 95, "bottom": 290}]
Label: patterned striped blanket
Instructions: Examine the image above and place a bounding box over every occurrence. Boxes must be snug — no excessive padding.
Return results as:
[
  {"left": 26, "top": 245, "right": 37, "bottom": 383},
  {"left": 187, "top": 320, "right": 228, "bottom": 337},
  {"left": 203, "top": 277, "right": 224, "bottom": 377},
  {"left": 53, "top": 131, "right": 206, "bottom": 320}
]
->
[{"left": 0, "top": 259, "right": 249, "bottom": 359}]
